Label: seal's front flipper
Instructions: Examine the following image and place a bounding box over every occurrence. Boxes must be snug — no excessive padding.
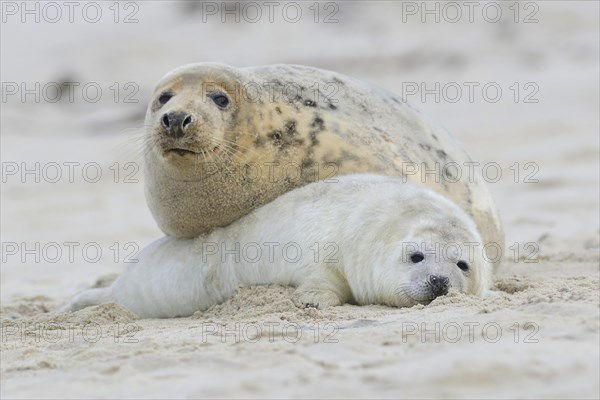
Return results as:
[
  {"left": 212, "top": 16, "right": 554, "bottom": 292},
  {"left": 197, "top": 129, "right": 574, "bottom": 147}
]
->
[
  {"left": 60, "top": 287, "right": 113, "bottom": 313},
  {"left": 291, "top": 267, "right": 352, "bottom": 309}
]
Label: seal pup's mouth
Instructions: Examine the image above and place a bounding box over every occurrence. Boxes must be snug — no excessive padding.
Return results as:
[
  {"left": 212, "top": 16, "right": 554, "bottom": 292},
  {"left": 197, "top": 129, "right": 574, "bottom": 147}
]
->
[{"left": 404, "top": 282, "right": 452, "bottom": 305}]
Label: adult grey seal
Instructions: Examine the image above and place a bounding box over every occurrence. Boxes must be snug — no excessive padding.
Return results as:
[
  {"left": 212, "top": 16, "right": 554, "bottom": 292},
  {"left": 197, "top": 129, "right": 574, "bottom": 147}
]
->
[{"left": 143, "top": 63, "right": 504, "bottom": 268}]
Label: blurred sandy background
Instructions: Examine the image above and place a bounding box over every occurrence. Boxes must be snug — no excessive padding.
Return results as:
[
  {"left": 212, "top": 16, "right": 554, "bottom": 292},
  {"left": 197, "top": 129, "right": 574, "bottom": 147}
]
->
[{"left": 1, "top": 1, "right": 598, "bottom": 398}]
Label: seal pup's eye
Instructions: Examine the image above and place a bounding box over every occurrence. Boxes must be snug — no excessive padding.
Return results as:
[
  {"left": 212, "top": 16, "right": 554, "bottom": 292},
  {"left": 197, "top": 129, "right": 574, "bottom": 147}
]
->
[
  {"left": 457, "top": 261, "right": 469, "bottom": 271},
  {"left": 158, "top": 91, "right": 173, "bottom": 105},
  {"left": 410, "top": 252, "right": 425, "bottom": 263},
  {"left": 210, "top": 91, "right": 230, "bottom": 109}
]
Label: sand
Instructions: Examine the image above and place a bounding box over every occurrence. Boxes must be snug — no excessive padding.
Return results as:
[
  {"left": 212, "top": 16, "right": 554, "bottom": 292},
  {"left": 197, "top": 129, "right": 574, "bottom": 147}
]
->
[{"left": 1, "top": 1, "right": 598, "bottom": 398}]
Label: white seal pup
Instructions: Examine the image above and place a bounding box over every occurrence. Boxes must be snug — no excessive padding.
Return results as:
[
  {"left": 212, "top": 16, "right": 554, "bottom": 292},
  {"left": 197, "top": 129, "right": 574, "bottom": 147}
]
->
[
  {"left": 64, "top": 174, "right": 492, "bottom": 318},
  {"left": 143, "top": 63, "right": 504, "bottom": 270}
]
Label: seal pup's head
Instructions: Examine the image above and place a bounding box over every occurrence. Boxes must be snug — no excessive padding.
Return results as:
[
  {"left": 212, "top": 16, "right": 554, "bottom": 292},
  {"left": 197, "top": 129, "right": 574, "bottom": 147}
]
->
[
  {"left": 377, "top": 222, "right": 490, "bottom": 307},
  {"left": 349, "top": 185, "right": 492, "bottom": 308}
]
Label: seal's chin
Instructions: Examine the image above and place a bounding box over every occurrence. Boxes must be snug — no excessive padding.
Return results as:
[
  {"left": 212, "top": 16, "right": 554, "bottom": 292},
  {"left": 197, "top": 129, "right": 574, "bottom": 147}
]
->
[
  {"left": 410, "top": 295, "right": 435, "bottom": 305},
  {"left": 405, "top": 284, "right": 442, "bottom": 305}
]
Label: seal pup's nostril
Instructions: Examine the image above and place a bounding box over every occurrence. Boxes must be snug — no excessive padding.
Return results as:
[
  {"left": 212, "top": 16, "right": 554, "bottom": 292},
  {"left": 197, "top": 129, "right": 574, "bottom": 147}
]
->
[
  {"left": 182, "top": 115, "right": 192, "bottom": 128},
  {"left": 428, "top": 275, "right": 450, "bottom": 297}
]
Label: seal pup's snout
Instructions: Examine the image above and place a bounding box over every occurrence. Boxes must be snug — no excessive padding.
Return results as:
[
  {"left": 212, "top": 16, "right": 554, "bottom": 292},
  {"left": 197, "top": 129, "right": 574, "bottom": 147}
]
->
[
  {"left": 161, "top": 111, "right": 193, "bottom": 138},
  {"left": 428, "top": 275, "right": 449, "bottom": 297}
]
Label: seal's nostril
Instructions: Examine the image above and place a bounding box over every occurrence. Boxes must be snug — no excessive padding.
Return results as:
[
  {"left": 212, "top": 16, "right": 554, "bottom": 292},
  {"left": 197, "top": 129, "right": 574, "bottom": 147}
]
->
[
  {"left": 428, "top": 275, "right": 449, "bottom": 296},
  {"left": 182, "top": 115, "right": 192, "bottom": 128},
  {"left": 162, "top": 114, "right": 170, "bottom": 128}
]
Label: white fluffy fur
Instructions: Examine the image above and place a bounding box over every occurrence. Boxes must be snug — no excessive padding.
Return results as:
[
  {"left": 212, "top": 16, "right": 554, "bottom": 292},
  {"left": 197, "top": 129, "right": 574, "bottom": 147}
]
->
[{"left": 64, "top": 174, "right": 492, "bottom": 318}]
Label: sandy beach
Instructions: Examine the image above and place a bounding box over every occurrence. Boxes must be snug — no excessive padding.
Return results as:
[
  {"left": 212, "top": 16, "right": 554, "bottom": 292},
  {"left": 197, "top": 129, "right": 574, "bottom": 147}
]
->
[{"left": 1, "top": 1, "right": 598, "bottom": 398}]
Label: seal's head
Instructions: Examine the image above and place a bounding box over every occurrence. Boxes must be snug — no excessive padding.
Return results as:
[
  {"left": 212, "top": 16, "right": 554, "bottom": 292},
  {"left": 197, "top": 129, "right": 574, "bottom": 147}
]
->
[
  {"left": 144, "top": 63, "right": 245, "bottom": 167},
  {"left": 378, "top": 214, "right": 492, "bottom": 307},
  {"left": 144, "top": 63, "right": 354, "bottom": 238},
  {"left": 354, "top": 191, "right": 492, "bottom": 308},
  {"left": 143, "top": 63, "right": 334, "bottom": 238},
  {"left": 143, "top": 63, "right": 280, "bottom": 237}
]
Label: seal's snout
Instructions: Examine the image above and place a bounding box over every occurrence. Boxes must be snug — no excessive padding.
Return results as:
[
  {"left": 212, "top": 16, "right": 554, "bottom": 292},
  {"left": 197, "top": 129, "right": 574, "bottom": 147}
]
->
[
  {"left": 161, "top": 111, "right": 193, "bottom": 138},
  {"left": 428, "top": 275, "right": 449, "bottom": 297}
]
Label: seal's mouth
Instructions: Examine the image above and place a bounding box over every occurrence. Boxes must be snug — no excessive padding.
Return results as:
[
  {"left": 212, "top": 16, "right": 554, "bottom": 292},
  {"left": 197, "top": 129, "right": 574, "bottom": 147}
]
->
[
  {"left": 405, "top": 284, "right": 442, "bottom": 305},
  {"left": 164, "top": 148, "right": 198, "bottom": 157},
  {"left": 162, "top": 146, "right": 221, "bottom": 157}
]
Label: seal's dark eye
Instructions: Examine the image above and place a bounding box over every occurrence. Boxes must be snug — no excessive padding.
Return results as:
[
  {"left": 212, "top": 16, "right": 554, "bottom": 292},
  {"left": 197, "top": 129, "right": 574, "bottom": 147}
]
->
[
  {"left": 158, "top": 91, "right": 173, "bottom": 105},
  {"left": 410, "top": 252, "right": 425, "bottom": 263},
  {"left": 457, "top": 261, "right": 469, "bottom": 271},
  {"left": 210, "top": 92, "right": 230, "bottom": 108}
]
